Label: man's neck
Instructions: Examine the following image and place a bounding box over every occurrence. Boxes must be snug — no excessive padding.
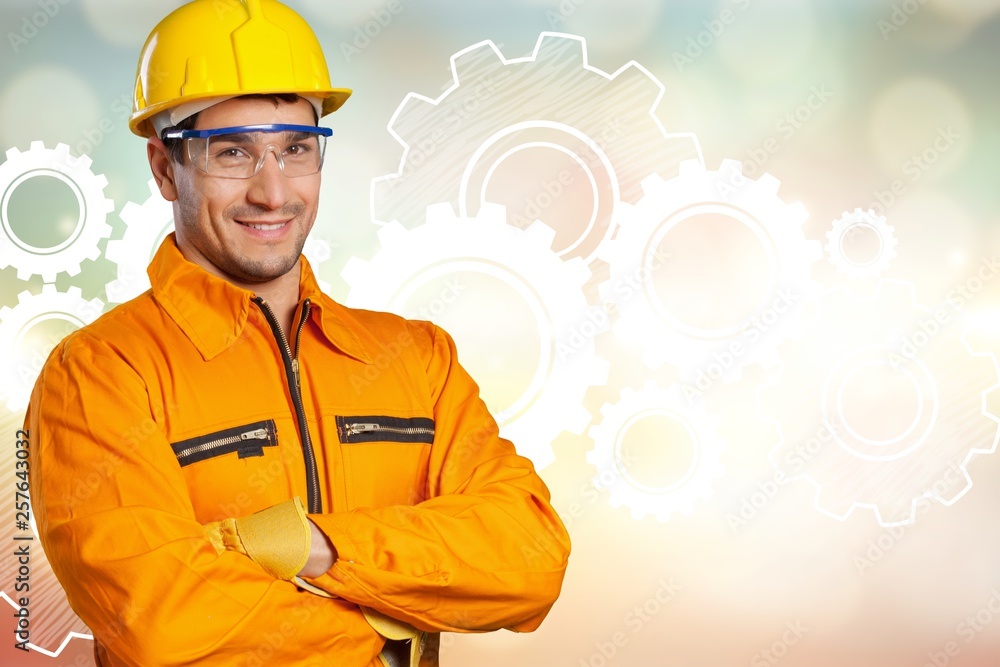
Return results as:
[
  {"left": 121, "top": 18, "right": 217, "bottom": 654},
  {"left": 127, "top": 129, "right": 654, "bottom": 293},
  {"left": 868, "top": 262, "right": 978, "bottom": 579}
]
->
[{"left": 177, "top": 242, "right": 304, "bottom": 345}]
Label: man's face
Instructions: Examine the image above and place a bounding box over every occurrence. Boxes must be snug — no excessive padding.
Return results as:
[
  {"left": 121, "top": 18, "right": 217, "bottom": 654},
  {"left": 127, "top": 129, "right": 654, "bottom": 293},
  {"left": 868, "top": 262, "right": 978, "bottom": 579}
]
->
[{"left": 170, "top": 96, "right": 321, "bottom": 284}]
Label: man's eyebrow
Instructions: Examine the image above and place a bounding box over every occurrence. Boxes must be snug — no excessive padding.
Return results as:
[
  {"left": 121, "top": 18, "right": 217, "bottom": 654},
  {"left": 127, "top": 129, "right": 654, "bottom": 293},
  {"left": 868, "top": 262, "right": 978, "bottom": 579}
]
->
[
  {"left": 211, "top": 130, "right": 315, "bottom": 143},
  {"left": 211, "top": 132, "right": 254, "bottom": 144}
]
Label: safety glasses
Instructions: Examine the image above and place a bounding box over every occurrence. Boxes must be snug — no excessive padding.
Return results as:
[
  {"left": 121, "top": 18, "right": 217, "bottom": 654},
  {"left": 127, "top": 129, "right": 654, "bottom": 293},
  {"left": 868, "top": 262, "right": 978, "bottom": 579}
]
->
[{"left": 161, "top": 124, "right": 333, "bottom": 179}]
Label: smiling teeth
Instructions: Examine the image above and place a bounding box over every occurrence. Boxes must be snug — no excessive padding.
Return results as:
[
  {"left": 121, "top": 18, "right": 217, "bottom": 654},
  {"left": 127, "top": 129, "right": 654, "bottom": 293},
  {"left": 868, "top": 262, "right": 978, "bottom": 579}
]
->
[{"left": 244, "top": 222, "right": 286, "bottom": 231}]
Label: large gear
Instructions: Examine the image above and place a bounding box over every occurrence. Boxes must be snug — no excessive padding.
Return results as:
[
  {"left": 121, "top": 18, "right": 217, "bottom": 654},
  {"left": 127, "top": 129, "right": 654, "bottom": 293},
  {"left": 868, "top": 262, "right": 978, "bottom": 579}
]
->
[
  {"left": 586, "top": 382, "right": 725, "bottom": 521},
  {"left": 825, "top": 208, "right": 898, "bottom": 279},
  {"left": 342, "top": 202, "right": 609, "bottom": 470},
  {"left": 371, "top": 32, "right": 702, "bottom": 263},
  {"left": 0, "top": 141, "right": 114, "bottom": 282},
  {"left": 105, "top": 178, "right": 334, "bottom": 304},
  {"left": 0, "top": 284, "right": 104, "bottom": 412},
  {"left": 758, "top": 280, "right": 1000, "bottom": 526},
  {"left": 597, "top": 160, "right": 822, "bottom": 380}
]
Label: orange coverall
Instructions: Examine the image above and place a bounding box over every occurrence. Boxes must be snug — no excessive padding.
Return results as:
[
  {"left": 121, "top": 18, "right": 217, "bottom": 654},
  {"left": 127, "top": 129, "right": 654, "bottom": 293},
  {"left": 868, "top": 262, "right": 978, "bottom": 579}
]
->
[{"left": 25, "top": 233, "right": 571, "bottom": 666}]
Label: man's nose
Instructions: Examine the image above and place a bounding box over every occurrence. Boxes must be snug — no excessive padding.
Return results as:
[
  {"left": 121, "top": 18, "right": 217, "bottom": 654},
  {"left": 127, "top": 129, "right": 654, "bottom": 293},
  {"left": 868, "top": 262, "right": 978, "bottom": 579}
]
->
[{"left": 246, "top": 147, "right": 291, "bottom": 209}]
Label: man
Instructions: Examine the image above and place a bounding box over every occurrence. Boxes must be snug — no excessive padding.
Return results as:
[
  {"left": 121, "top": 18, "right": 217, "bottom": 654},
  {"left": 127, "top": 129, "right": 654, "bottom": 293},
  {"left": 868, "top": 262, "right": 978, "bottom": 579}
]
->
[{"left": 25, "top": 0, "right": 571, "bottom": 665}]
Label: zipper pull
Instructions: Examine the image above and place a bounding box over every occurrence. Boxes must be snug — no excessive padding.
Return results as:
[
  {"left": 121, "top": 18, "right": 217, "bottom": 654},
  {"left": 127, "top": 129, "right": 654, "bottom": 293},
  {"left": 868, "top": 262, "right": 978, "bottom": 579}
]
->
[
  {"left": 240, "top": 428, "right": 268, "bottom": 440},
  {"left": 346, "top": 423, "right": 380, "bottom": 435}
]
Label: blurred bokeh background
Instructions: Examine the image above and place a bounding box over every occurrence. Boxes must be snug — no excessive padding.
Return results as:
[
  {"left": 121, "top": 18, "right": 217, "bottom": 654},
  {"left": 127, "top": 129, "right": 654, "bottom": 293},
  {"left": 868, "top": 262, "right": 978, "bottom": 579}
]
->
[{"left": 1, "top": 0, "right": 999, "bottom": 665}]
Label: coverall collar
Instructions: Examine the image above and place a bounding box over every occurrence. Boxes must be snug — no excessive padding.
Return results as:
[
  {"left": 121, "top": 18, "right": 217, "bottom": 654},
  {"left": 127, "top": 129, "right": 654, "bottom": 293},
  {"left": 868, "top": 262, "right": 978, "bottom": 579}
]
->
[{"left": 148, "top": 233, "right": 374, "bottom": 364}]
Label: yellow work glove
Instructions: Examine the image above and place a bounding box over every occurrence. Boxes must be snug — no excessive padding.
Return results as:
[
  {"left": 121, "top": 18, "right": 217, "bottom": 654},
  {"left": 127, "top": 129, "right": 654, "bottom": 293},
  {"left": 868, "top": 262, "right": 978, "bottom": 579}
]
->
[{"left": 203, "top": 497, "right": 312, "bottom": 581}]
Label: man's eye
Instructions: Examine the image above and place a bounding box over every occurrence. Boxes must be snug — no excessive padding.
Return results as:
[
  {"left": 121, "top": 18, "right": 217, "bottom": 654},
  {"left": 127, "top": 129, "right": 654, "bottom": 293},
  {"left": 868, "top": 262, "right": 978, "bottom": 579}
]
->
[
  {"left": 285, "top": 143, "right": 313, "bottom": 156},
  {"left": 214, "top": 146, "right": 251, "bottom": 160}
]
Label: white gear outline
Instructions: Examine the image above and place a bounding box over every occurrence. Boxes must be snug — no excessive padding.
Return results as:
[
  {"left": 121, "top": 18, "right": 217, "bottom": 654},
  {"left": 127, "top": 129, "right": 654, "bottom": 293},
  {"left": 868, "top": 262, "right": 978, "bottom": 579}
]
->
[
  {"left": 105, "top": 178, "right": 333, "bottom": 304},
  {"left": 371, "top": 32, "right": 703, "bottom": 263},
  {"left": 597, "top": 160, "right": 822, "bottom": 379},
  {"left": 758, "top": 279, "right": 1000, "bottom": 526},
  {"left": 0, "top": 141, "right": 114, "bottom": 282},
  {"left": 0, "top": 284, "right": 104, "bottom": 412},
  {"left": 586, "top": 382, "right": 725, "bottom": 521},
  {"left": 342, "top": 202, "right": 609, "bottom": 470},
  {"left": 105, "top": 179, "right": 174, "bottom": 303},
  {"left": 825, "top": 208, "right": 898, "bottom": 279}
]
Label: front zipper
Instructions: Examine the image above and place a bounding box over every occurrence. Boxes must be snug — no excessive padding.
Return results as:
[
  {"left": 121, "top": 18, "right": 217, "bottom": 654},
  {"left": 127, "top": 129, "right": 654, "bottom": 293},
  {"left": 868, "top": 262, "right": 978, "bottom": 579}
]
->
[{"left": 252, "top": 297, "right": 322, "bottom": 514}]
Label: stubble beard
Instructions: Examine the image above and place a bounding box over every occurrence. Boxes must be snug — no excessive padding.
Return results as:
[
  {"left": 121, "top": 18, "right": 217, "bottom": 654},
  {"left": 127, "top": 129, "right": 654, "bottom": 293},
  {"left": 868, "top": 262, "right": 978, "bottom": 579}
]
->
[{"left": 176, "top": 193, "right": 314, "bottom": 284}]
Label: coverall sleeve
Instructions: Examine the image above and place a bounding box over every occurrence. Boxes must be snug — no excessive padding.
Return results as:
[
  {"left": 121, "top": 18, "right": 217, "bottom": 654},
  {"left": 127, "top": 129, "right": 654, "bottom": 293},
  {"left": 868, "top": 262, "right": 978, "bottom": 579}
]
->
[
  {"left": 305, "top": 323, "right": 572, "bottom": 633},
  {"left": 26, "top": 331, "right": 382, "bottom": 666}
]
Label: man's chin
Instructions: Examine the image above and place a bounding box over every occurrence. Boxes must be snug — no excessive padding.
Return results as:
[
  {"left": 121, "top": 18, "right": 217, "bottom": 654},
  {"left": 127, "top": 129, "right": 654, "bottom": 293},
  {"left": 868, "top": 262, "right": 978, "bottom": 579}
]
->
[{"left": 226, "top": 254, "right": 301, "bottom": 284}]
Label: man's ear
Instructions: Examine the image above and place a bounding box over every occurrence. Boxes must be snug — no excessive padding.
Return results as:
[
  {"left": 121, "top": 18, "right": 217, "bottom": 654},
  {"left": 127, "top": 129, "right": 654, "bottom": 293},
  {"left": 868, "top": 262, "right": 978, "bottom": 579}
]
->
[{"left": 148, "top": 137, "right": 178, "bottom": 202}]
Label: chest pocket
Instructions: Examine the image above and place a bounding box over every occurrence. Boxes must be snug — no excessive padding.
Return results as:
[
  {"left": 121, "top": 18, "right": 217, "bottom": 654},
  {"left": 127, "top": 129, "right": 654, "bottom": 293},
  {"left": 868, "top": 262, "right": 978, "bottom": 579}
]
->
[
  {"left": 171, "top": 419, "right": 278, "bottom": 467},
  {"left": 336, "top": 415, "right": 434, "bottom": 510}
]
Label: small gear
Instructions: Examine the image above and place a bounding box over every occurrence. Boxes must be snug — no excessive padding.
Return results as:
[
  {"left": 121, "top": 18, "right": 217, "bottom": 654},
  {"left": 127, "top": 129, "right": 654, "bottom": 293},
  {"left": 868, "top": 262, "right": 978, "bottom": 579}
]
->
[
  {"left": 825, "top": 208, "right": 897, "bottom": 279},
  {"left": 0, "top": 284, "right": 105, "bottom": 412},
  {"left": 0, "top": 141, "right": 114, "bottom": 282},
  {"left": 759, "top": 280, "right": 1000, "bottom": 526},
  {"left": 372, "top": 32, "right": 702, "bottom": 263},
  {"left": 597, "top": 160, "right": 822, "bottom": 380},
  {"left": 105, "top": 178, "right": 333, "bottom": 303},
  {"left": 586, "top": 382, "right": 725, "bottom": 521},
  {"left": 342, "top": 202, "right": 609, "bottom": 470}
]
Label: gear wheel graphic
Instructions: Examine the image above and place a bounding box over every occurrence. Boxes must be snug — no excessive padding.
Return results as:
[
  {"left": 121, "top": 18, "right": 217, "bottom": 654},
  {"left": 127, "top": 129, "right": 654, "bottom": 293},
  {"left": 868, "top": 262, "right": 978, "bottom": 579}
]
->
[
  {"left": 759, "top": 280, "right": 1000, "bottom": 526},
  {"left": 825, "top": 208, "right": 897, "bottom": 279},
  {"left": 586, "top": 382, "right": 725, "bottom": 521},
  {"left": 597, "top": 160, "right": 822, "bottom": 380},
  {"left": 0, "top": 284, "right": 104, "bottom": 412},
  {"left": 105, "top": 179, "right": 174, "bottom": 303},
  {"left": 342, "top": 202, "right": 609, "bottom": 470},
  {"left": 372, "top": 32, "right": 702, "bottom": 263},
  {"left": 106, "top": 179, "right": 333, "bottom": 303},
  {"left": 0, "top": 141, "right": 114, "bottom": 282}
]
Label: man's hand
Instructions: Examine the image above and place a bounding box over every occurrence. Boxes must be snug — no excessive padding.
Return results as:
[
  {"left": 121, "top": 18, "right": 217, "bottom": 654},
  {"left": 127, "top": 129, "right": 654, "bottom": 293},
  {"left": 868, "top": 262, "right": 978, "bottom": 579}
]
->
[{"left": 300, "top": 519, "right": 337, "bottom": 578}]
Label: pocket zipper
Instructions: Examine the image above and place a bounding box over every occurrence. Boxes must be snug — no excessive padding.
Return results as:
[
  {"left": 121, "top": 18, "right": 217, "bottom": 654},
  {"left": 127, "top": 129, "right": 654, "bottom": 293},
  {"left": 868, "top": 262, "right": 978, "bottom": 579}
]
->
[
  {"left": 344, "top": 423, "right": 435, "bottom": 437},
  {"left": 174, "top": 428, "right": 269, "bottom": 460},
  {"left": 336, "top": 415, "right": 435, "bottom": 444}
]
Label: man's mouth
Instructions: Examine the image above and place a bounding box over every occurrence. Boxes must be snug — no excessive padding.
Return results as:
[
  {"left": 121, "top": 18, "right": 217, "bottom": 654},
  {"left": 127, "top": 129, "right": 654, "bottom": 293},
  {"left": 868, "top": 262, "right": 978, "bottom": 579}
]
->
[{"left": 236, "top": 220, "right": 290, "bottom": 231}]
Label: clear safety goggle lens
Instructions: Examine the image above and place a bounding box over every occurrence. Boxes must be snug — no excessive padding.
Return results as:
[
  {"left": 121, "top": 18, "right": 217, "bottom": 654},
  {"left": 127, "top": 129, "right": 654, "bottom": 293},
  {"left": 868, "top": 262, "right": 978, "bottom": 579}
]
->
[{"left": 163, "top": 124, "right": 331, "bottom": 179}]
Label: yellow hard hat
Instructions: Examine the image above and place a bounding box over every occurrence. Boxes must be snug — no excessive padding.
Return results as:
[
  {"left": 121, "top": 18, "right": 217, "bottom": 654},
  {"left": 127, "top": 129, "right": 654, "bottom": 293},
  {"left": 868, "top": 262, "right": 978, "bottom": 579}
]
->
[{"left": 129, "top": 0, "right": 351, "bottom": 138}]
